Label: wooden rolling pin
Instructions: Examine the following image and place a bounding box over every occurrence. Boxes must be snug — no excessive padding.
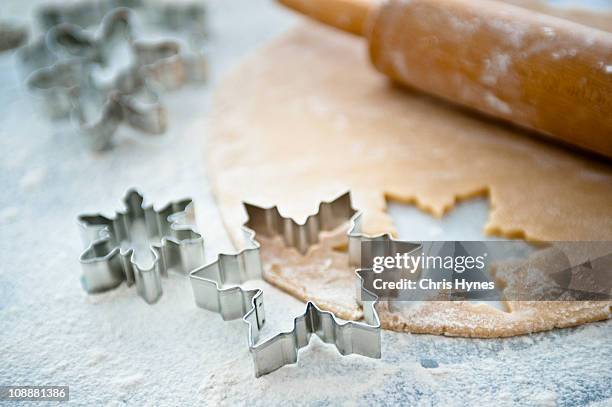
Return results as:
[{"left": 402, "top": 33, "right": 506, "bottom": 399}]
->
[{"left": 278, "top": 0, "right": 612, "bottom": 159}]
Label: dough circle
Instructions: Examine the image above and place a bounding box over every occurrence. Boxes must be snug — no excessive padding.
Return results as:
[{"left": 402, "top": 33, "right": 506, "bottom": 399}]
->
[{"left": 205, "top": 22, "right": 612, "bottom": 337}]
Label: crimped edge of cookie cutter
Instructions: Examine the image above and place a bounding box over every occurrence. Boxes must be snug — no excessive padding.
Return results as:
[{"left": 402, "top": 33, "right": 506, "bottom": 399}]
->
[
  {"left": 36, "top": 0, "right": 207, "bottom": 43},
  {"left": 79, "top": 188, "right": 204, "bottom": 304},
  {"left": 190, "top": 192, "right": 383, "bottom": 377},
  {"left": 0, "top": 21, "right": 28, "bottom": 52}
]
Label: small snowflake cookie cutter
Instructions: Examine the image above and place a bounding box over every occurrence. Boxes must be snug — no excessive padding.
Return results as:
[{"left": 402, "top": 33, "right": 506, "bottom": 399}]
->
[{"left": 78, "top": 189, "right": 205, "bottom": 304}]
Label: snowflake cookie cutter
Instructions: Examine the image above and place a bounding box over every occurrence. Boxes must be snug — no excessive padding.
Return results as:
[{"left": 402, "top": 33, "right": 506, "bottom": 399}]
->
[
  {"left": 79, "top": 189, "right": 205, "bottom": 304},
  {"left": 190, "top": 192, "right": 383, "bottom": 377},
  {"left": 0, "top": 21, "right": 28, "bottom": 52},
  {"left": 18, "top": 6, "right": 207, "bottom": 150}
]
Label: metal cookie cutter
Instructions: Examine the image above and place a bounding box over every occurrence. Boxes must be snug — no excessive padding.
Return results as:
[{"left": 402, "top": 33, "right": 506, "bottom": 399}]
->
[
  {"left": 190, "top": 192, "right": 382, "bottom": 377},
  {"left": 0, "top": 21, "right": 28, "bottom": 52},
  {"left": 37, "top": 0, "right": 207, "bottom": 45},
  {"left": 18, "top": 6, "right": 206, "bottom": 150},
  {"left": 34, "top": 0, "right": 208, "bottom": 79},
  {"left": 21, "top": 8, "right": 137, "bottom": 110},
  {"left": 22, "top": 0, "right": 207, "bottom": 74},
  {"left": 21, "top": 9, "right": 164, "bottom": 148},
  {"left": 79, "top": 189, "right": 205, "bottom": 304}
]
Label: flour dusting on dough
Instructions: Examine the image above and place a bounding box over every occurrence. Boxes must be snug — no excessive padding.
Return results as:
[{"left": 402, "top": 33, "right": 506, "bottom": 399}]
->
[{"left": 208, "top": 19, "right": 612, "bottom": 336}]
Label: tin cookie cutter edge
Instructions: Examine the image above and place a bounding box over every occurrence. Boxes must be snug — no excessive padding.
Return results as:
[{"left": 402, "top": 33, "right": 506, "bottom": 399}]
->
[
  {"left": 79, "top": 188, "right": 205, "bottom": 304},
  {"left": 0, "top": 21, "right": 28, "bottom": 52},
  {"left": 190, "top": 192, "right": 386, "bottom": 377}
]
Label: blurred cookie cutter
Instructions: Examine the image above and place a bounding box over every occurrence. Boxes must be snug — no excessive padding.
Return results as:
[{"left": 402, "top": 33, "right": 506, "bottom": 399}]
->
[
  {"left": 0, "top": 21, "right": 28, "bottom": 52},
  {"left": 30, "top": 0, "right": 208, "bottom": 82},
  {"left": 79, "top": 189, "right": 205, "bottom": 304},
  {"left": 36, "top": 0, "right": 207, "bottom": 45},
  {"left": 18, "top": 7, "right": 206, "bottom": 150},
  {"left": 20, "top": 1, "right": 207, "bottom": 75},
  {"left": 190, "top": 192, "right": 382, "bottom": 377}
]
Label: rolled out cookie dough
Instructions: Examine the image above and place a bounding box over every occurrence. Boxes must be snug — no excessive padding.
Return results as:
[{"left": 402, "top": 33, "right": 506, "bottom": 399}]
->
[
  {"left": 258, "top": 221, "right": 611, "bottom": 337},
  {"left": 205, "top": 21, "right": 612, "bottom": 336}
]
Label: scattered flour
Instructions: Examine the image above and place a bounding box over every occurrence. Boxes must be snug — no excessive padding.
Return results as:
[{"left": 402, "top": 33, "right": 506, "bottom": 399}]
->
[
  {"left": 484, "top": 92, "right": 513, "bottom": 115},
  {"left": 542, "top": 26, "right": 556, "bottom": 38},
  {"left": 487, "top": 19, "right": 526, "bottom": 48},
  {"left": 427, "top": 226, "right": 444, "bottom": 238},
  {"left": 111, "top": 373, "right": 145, "bottom": 390},
  {"left": 481, "top": 53, "right": 512, "bottom": 85},
  {"left": 529, "top": 390, "right": 559, "bottom": 407},
  {"left": 19, "top": 166, "right": 46, "bottom": 191},
  {"left": 448, "top": 15, "right": 481, "bottom": 34},
  {"left": 391, "top": 50, "right": 411, "bottom": 80},
  {"left": 0, "top": 206, "right": 19, "bottom": 223}
]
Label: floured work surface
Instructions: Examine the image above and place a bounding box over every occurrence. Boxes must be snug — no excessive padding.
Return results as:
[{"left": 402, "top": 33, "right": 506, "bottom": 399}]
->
[{"left": 207, "top": 20, "right": 612, "bottom": 336}]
